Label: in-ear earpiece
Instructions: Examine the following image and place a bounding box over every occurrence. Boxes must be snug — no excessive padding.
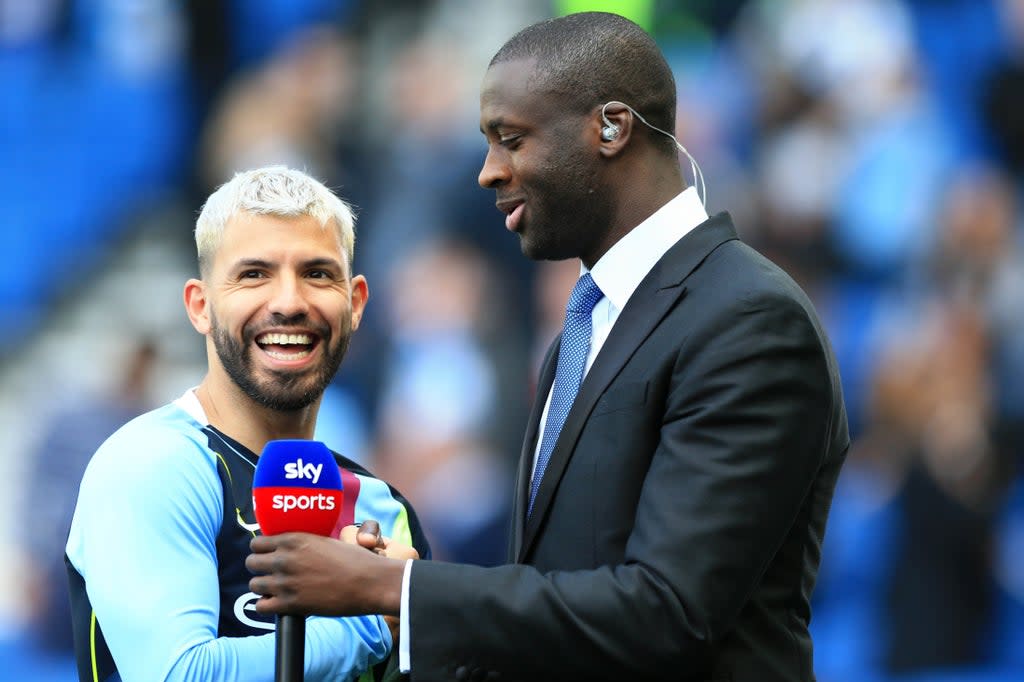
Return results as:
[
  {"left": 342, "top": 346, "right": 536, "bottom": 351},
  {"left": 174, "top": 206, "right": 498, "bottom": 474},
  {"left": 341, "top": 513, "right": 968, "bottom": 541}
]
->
[{"left": 599, "top": 100, "right": 707, "bottom": 207}]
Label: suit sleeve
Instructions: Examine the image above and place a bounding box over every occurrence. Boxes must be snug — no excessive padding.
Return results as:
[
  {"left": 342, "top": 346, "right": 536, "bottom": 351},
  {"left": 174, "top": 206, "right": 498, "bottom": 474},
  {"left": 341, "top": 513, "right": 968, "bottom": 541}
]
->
[
  {"left": 406, "top": 289, "right": 837, "bottom": 681},
  {"left": 66, "top": 425, "right": 390, "bottom": 681}
]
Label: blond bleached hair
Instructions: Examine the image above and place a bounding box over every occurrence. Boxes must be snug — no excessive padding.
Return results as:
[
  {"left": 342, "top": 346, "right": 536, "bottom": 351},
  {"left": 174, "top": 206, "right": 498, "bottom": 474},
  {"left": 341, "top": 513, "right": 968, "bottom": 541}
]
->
[{"left": 195, "top": 166, "right": 356, "bottom": 276}]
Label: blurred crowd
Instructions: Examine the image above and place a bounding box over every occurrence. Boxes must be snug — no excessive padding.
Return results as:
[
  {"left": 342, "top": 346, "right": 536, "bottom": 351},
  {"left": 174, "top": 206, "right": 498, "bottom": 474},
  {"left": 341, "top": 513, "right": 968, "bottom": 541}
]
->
[{"left": 2, "top": 0, "right": 1023, "bottom": 680}]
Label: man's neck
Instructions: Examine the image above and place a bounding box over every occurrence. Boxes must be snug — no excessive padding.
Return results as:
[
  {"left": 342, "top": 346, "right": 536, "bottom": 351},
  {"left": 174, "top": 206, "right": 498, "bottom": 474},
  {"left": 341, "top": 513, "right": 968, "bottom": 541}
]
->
[{"left": 194, "top": 377, "right": 319, "bottom": 456}]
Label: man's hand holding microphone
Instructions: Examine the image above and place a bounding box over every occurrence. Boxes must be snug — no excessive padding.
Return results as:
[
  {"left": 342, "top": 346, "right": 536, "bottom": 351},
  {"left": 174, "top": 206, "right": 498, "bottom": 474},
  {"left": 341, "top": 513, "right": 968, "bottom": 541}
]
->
[{"left": 247, "top": 519, "right": 415, "bottom": 629}]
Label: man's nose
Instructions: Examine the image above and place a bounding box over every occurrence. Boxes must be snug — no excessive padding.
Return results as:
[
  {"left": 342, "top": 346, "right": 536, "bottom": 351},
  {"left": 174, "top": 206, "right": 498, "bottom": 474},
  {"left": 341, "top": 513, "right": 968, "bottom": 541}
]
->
[
  {"left": 478, "top": 147, "right": 509, "bottom": 189},
  {"left": 267, "top": 275, "right": 310, "bottom": 318}
]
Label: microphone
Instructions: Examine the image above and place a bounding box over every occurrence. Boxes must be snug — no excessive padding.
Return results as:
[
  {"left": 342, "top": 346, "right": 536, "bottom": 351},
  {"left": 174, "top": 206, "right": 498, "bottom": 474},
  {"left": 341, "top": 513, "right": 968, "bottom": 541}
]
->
[{"left": 253, "top": 440, "right": 344, "bottom": 682}]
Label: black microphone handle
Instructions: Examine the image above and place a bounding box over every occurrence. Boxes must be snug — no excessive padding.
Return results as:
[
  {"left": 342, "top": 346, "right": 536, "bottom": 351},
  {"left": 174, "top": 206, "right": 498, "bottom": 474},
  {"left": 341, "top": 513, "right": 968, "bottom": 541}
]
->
[{"left": 276, "top": 614, "right": 305, "bottom": 681}]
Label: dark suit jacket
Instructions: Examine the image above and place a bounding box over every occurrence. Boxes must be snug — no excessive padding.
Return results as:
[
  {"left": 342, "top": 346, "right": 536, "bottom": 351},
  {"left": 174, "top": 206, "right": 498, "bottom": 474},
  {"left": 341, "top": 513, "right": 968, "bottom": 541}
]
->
[{"left": 408, "top": 214, "right": 849, "bottom": 681}]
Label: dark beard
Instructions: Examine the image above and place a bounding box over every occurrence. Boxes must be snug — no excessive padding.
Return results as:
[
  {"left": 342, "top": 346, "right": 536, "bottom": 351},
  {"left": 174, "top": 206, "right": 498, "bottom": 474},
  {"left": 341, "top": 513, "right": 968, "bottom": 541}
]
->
[
  {"left": 518, "top": 139, "right": 613, "bottom": 263},
  {"left": 211, "top": 311, "right": 350, "bottom": 412}
]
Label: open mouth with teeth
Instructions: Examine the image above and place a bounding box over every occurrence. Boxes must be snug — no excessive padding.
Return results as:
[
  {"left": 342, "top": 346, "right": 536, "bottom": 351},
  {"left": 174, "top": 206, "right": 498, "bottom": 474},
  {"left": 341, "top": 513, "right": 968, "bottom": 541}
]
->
[{"left": 255, "top": 332, "right": 318, "bottom": 361}]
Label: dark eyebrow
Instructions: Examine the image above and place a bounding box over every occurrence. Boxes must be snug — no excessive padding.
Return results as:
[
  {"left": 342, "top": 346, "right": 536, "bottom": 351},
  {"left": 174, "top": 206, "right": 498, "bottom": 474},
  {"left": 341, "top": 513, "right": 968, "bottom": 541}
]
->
[
  {"left": 302, "top": 257, "right": 344, "bottom": 271},
  {"left": 232, "top": 258, "right": 273, "bottom": 271},
  {"left": 482, "top": 118, "right": 506, "bottom": 134},
  {"left": 230, "top": 257, "right": 343, "bottom": 271}
]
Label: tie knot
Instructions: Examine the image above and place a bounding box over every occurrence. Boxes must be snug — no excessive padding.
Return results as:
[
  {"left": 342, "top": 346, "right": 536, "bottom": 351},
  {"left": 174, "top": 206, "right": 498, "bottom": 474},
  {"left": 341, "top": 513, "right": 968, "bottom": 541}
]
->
[{"left": 566, "top": 273, "right": 603, "bottom": 314}]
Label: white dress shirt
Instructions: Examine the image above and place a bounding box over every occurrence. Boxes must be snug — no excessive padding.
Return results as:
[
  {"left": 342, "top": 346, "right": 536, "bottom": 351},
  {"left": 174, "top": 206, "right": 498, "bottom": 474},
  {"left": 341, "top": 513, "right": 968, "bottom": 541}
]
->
[{"left": 399, "top": 187, "right": 709, "bottom": 671}]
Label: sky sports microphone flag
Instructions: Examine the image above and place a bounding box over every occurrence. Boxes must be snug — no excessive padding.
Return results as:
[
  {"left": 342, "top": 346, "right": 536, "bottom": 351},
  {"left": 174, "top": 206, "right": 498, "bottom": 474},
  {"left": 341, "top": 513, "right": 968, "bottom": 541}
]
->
[
  {"left": 253, "top": 439, "right": 343, "bottom": 537},
  {"left": 253, "top": 440, "right": 344, "bottom": 682}
]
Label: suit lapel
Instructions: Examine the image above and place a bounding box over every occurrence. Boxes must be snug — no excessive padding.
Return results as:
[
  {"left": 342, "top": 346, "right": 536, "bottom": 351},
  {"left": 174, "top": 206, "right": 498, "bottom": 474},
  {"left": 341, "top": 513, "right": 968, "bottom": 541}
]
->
[
  {"left": 517, "top": 213, "right": 739, "bottom": 562},
  {"left": 510, "top": 338, "right": 559, "bottom": 560}
]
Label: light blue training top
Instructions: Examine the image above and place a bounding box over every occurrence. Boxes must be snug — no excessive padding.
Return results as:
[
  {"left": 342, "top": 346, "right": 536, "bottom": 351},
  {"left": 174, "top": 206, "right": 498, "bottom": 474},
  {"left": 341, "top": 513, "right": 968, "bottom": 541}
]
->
[{"left": 66, "top": 390, "right": 411, "bottom": 681}]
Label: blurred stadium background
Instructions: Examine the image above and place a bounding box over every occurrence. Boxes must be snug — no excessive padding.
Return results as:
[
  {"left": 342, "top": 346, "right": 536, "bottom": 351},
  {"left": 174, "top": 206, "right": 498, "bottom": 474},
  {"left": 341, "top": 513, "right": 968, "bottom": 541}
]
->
[{"left": 2, "top": 0, "right": 1023, "bottom": 679}]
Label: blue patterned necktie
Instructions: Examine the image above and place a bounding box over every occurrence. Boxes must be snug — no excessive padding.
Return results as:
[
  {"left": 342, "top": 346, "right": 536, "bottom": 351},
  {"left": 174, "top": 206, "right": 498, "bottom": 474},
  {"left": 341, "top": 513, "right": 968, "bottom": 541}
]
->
[{"left": 528, "top": 272, "right": 604, "bottom": 517}]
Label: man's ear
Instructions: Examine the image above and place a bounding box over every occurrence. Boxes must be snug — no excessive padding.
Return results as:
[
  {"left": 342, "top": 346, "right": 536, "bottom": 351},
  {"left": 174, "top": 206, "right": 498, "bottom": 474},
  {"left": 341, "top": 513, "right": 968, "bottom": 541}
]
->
[
  {"left": 184, "top": 278, "right": 211, "bottom": 334},
  {"left": 597, "top": 104, "right": 632, "bottom": 157},
  {"left": 349, "top": 274, "right": 369, "bottom": 331}
]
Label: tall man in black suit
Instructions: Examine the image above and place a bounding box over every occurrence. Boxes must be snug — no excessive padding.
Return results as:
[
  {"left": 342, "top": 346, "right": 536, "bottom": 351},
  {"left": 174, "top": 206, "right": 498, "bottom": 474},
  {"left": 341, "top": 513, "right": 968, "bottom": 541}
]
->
[{"left": 247, "top": 12, "right": 849, "bottom": 681}]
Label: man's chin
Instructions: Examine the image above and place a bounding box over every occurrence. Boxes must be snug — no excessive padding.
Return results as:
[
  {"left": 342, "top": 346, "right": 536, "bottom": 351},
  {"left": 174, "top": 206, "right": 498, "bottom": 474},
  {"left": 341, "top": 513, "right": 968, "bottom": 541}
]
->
[
  {"left": 520, "top": 238, "right": 572, "bottom": 263},
  {"left": 245, "top": 374, "right": 324, "bottom": 411},
  {"left": 251, "top": 390, "right": 320, "bottom": 412},
  {"left": 519, "top": 234, "right": 550, "bottom": 261}
]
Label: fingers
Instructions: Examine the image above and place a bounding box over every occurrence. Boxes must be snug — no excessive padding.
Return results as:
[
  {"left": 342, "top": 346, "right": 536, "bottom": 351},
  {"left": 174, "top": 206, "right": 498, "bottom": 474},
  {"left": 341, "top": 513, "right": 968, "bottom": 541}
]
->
[
  {"left": 357, "top": 519, "right": 384, "bottom": 550},
  {"left": 340, "top": 520, "right": 387, "bottom": 554},
  {"left": 246, "top": 540, "right": 304, "bottom": 615},
  {"left": 338, "top": 523, "right": 419, "bottom": 561},
  {"left": 251, "top": 595, "right": 278, "bottom": 614},
  {"left": 249, "top": 534, "right": 279, "bottom": 553},
  {"left": 250, "top": 532, "right": 307, "bottom": 553},
  {"left": 251, "top": 593, "right": 302, "bottom": 616},
  {"left": 248, "top": 575, "right": 274, "bottom": 601},
  {"left": 245, "top": 546, "right": 276, "bottom": 576},
  {"left": 381, "top": 538, "right": 420, "bottom": 561},
  {"left": 246, "top": 532, "right": 304, "bottom": 576},
  {"left": 247, "top": 574, "right": 295, "bottom": 614}
]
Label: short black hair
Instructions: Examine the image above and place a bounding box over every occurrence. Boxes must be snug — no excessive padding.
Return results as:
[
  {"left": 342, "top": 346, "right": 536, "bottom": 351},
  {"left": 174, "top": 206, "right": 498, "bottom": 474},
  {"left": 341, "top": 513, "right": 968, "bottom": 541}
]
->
[{"left": 490, "top": 11, "right": 677, "bottom": 155}]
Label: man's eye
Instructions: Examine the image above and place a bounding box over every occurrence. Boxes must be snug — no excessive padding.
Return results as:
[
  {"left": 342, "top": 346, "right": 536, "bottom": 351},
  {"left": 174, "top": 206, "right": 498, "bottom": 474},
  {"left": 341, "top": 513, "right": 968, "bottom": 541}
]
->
[
  {"left": 499, "top": 134, "right": 522, "bottom": 148},
  {"left": 241, "top": 270, "right": 265, "bottom": 279},
  {"left": 308, "top": 270, "right": 331, "bottom": 279}
]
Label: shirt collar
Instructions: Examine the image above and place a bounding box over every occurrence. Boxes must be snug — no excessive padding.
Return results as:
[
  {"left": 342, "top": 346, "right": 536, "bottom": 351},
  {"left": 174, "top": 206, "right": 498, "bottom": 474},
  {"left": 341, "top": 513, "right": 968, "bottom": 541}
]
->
[
  {"left": 585, "top": 187, "right": 708, "bottom": 312},
  {"left": 176, "top": 387, "right": 209, "bottom": 426}
]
